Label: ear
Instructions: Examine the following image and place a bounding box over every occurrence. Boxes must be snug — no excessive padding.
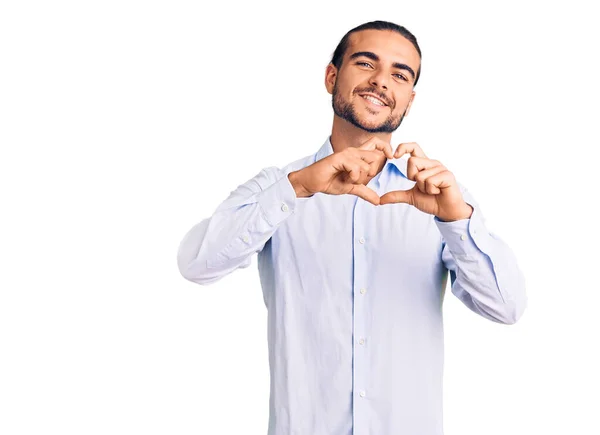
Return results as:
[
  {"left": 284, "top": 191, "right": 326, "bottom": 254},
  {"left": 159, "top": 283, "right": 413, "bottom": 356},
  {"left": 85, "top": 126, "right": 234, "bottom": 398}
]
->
[
  {"left": 325, "top": 63, "right": 337, "bottom": 95},
  {"left": 403, "top": 91, "right": 416, "bottom": 117}
]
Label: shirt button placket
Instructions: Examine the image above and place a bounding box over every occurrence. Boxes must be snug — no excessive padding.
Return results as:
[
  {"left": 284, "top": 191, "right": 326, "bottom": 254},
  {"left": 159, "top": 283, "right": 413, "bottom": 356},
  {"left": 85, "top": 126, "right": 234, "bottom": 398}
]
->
[{"left": 352, "top": 198, "right": 369, "bottom": 434}]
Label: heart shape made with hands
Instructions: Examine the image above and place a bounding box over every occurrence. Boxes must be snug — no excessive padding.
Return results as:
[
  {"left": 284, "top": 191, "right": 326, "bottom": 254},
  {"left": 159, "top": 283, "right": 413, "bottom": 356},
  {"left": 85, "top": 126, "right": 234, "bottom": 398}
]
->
[{"left": 351, "top": 139, "right": 473, "bottom": 223}]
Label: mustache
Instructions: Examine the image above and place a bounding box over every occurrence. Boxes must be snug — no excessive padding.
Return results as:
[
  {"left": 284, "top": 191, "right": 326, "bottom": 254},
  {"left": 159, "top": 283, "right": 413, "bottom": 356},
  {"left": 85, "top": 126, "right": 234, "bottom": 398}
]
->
[{"left": 354, "top": 87, "right": 393, "bottom": 108}]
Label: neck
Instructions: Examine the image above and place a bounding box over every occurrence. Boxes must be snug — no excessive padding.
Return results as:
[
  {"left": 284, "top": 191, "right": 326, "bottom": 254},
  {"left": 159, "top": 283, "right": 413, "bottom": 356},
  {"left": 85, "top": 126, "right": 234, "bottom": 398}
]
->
[{"left": 329, "top": 115, "right": 392, "bottom": 153}]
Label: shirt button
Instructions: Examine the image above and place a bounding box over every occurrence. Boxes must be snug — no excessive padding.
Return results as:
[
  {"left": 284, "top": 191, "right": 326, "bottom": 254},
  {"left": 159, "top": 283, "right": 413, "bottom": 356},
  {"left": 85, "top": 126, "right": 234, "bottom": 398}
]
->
[
  {"left": 360, "top": 288, "right": 366, "bottom": 294},
  {"left": 359, "top": 237, "right": 365, "bottom": 244},
  {"left": 242, "top": 235, "right": 249, "bottom": 243},
  {"left": 358, "top": 338, "right": 365, "bottom": 345},
  {"left": 281, "top": 203, "right": 289, "bottom": 212},
  {"left": 460, "top": 234, "right": 466, "bottom": 241},
  {"left": 359, "top": 390, "right": 366, "bottom": 397}
]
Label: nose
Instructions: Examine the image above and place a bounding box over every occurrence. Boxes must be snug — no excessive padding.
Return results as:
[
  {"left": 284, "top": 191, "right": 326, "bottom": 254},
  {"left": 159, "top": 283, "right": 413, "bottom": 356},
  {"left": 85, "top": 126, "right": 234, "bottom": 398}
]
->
[{"left": 369, "top": 69, "right": 388, "bottom": 91}]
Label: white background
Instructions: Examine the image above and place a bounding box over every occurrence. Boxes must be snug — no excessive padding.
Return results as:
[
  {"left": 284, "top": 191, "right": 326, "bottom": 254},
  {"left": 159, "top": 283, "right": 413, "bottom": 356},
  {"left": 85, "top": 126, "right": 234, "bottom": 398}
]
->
[{"left": 1, "top": 0, "right": 599, "bottom": 434}]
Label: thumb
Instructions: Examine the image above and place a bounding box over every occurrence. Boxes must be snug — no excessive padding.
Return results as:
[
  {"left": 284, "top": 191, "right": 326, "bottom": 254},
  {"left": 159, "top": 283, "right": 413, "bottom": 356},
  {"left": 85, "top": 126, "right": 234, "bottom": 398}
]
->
[
  {"left": 379, "top": 188, "right": 413, "bottom": 205},
  {"left": 348, "top": 184, "right": 381, "bottom": 206}
]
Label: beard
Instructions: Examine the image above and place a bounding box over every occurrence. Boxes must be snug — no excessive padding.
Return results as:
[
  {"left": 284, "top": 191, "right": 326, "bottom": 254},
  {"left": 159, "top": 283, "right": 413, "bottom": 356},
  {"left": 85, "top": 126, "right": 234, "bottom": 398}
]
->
[{"left": 332, "top": 83, "right": 406, "bottom": 133}]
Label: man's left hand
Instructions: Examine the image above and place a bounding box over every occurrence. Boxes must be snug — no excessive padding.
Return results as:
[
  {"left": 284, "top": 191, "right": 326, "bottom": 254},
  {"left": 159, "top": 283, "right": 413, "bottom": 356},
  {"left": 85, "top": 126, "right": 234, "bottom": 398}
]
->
[{"left": 379, "top": 142, "right": 473, "bottom": 222}]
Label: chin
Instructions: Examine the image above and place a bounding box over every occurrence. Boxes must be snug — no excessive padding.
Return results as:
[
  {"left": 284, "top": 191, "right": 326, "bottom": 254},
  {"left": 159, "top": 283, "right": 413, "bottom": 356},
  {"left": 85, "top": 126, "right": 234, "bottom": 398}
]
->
[
  {"left": 356, "top": 122, "right": 390, "bottom": 133},
  {"left": 357, "top": 116, "right": 387, "bottom": 130}
]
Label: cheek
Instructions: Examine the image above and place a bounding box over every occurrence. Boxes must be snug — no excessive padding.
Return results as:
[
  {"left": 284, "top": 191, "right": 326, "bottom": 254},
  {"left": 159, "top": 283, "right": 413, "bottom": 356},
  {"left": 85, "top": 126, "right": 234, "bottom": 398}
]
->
[{"left": 393, "top": 92, "right": 413, "bottom": 111}]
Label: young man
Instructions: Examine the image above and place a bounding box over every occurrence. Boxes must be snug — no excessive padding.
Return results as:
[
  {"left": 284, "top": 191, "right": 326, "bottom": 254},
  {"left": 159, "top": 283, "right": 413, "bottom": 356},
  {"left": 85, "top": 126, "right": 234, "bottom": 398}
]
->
[{"left": 178, "top": 20, "right": 527, "bottom": 435}]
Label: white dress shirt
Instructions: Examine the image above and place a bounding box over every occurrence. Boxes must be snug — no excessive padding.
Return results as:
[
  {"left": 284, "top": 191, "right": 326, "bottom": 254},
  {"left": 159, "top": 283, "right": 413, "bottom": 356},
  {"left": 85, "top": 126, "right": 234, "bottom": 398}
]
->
[{"left": 177, "top": 137, "right": 527, "bottom": 435}]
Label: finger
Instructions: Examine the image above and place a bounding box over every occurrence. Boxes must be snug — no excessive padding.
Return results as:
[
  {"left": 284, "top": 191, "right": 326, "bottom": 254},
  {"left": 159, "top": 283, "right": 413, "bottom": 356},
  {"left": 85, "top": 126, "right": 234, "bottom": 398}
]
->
[
  {"left": 414, "top": 164, "right": 447, "bottom": 194},
  {"left": 423, "top": 170, "right": 454, "bottom": 195},
  {"left": 362, "top": 158, "right": 380, "bottom": 178},
  {"left": 339, "top": 160, "right": 366, "bottom": 183},
  {"left": 342, "top": 148, "right": 378, "bottom": 165},
  {"left": 344, "top": 150, "right": 383, "bottom": 178},
  {"left": 355, "top": 162, "right": 376, "bottom": 183},
  {"left": 354, "top": 149, "right": 386, "bottom": 163},
  {"left": 358, "top": 137, "right": 394, "bottom": 159},
  {"left": 394, "top": 142, "right": 428, "bottom": 159},
  {"left": 335, "top": 152, "right": 372, "bottom": 174},
  {"left": 379, "top": 187, "right": 413, "bottom": 206},
  {"left": 338, "top": 158, "right": 371, "bottom": 184},
  {"left": 406, "top": 157, "right": 443, "bottom": 181},
  {"left": 348, "top": 154, "right": 377, "bottom": 181},
  {"left": 348, "top": 184, "right": 380, "bottom": 206}
]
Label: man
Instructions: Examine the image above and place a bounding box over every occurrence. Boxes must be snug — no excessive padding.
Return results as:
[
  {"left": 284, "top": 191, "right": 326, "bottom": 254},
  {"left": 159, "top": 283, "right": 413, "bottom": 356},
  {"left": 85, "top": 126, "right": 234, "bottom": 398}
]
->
[{"left": 177, "top": 20, "right": 527, "bottom": 435}]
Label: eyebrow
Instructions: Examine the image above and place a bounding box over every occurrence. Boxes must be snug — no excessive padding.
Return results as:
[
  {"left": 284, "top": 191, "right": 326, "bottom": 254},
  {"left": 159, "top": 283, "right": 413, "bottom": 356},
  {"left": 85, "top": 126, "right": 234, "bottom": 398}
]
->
[{"left": 349, "top": 51, "right": 416, "bottom": 80}]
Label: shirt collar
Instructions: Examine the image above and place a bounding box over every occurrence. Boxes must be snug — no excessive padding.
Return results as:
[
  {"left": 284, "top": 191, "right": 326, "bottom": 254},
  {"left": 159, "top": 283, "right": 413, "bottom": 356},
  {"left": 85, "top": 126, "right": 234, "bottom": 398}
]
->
[{"left": 315, "top": 136, "right": 409, "bottom": 184}]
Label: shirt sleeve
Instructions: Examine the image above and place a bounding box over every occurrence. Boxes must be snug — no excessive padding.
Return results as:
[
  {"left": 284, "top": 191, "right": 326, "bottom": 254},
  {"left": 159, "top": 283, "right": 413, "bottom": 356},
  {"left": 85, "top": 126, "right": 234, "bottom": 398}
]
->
[
  {"left": 177, "top": 166, "right": 301, "bottom": 285},
  {"left": 435, "top": 186, "right": 528, "bottom": 324}
]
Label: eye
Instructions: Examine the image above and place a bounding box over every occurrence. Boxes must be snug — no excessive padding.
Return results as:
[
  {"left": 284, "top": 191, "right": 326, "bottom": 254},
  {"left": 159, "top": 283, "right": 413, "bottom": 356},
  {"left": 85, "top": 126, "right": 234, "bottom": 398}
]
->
[
  {"left": 356, "top": 61, "right": 373, "bottom": 68},
  {"left": 394, "top": 74, "right": 408, "bottom": 82}
]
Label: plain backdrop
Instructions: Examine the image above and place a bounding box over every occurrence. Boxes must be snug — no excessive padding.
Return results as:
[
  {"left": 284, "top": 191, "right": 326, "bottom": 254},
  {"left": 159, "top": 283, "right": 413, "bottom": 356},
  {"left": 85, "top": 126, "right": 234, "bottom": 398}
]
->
[{"left": 1, "top": 1, "right": 599, "bottom": 434}]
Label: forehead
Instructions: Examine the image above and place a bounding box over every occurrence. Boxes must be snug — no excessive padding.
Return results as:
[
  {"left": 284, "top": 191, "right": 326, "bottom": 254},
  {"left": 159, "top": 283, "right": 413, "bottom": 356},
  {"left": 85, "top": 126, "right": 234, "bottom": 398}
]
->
[{"left": 345, "top": 29, "right": 421, "bottom": 70}]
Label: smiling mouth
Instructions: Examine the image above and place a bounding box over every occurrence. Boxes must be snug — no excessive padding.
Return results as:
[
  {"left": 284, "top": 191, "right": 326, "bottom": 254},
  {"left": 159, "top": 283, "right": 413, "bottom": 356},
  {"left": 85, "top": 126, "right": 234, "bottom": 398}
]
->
[{"left": 359, "top": 94, "right": 388, "bottom": 107}]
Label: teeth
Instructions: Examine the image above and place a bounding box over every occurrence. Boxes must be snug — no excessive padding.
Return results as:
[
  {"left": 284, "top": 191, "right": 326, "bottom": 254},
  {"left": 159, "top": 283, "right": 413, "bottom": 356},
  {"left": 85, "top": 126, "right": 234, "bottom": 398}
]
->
[{"left": 362, "top": 95, "right": 385, "bottom": 106}]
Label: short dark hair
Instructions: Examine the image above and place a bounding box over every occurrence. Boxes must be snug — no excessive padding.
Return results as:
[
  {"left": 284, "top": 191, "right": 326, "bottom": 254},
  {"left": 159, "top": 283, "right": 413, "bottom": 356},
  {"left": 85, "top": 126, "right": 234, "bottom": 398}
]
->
[{"left": 330, "top": 20, "right": 422, "bottom": 86}]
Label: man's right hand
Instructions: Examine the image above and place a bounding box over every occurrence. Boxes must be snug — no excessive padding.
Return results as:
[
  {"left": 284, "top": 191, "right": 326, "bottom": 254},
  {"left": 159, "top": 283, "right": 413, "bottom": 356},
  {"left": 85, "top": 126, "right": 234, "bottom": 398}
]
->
[{"left": 287, "top": 138, "right": 394, "bottom": 206}]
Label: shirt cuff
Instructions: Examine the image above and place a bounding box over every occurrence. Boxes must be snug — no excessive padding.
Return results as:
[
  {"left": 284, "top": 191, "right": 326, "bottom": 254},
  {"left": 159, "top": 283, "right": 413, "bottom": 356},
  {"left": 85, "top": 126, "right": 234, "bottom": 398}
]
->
[
  {"left": 434, "top": 203, "right": 487, "bottom": 256},
  {"left": 257, "top": 173, "right": 298, "bottom": 226}
]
